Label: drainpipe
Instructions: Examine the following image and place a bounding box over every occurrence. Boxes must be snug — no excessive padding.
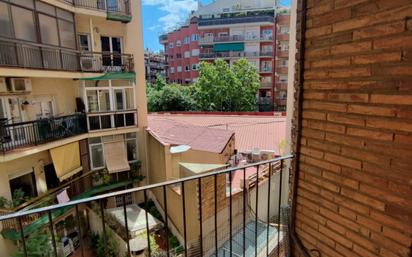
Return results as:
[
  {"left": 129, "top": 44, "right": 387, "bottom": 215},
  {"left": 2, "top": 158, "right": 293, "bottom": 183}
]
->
[{"left": 288, "top": 0, "right": 314, "bottom": 256}]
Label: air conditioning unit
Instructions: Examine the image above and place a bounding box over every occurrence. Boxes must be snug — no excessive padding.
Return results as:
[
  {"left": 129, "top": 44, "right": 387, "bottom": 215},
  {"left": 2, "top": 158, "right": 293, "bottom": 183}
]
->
[
  {"left": 80, "top": 56, "right": 100, "bottom": 72},
  {"left": 9, "top": 78, "right": 32, "bottom": 92},
  {"left": 0, "top": 78, "right": 6, "bottom": 93}
]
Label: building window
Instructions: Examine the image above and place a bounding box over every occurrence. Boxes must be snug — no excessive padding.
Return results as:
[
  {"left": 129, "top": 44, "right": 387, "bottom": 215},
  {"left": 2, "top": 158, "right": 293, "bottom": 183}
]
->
[
  {"left": 191, "top": 34, "right": 199, "bottom": 41},
  {"left": 185, "top": 66, "right": 190, "bottom": 72},
  {"left": 191, "top": 49, "right": 199, "bottom": 56},
  {"left": 9, "top": 171, "right": 38, "bottom": 201},
  {"left": 261, "top": 29, "right": 273, "bottom": 40},
  {"left": 176, "top": 40, "right": 181, "bottom": 46},
  {"left": 279, "top": 26, "right": 289, "bottom": 34},
  {"left": 192, "top": 77, "right": 199, "bottom": 83},
  {"left": 89, "top": 133, "right": 138, "bottom": 171},
  {"left": 11, "top": 5, "right": 37, "bottom": 41},
  {"left": 205, "top": 32, "right": 214, "bottom": 38},
  {"left": 176, "top": 53, "right": 182, "bottom": 59},
  {"left": 183, "top": 36, "right": 190, "bottom": 44},
  {"left": 169, "top": 42, "right": 174, "bottom": 48},
  {"left": 177, "top": 66, "right": 182, "bottom": 72},
  {"left": 280, "top": 59, "right": 288, "bottom": 67},
  {"left": 185, "top": 79, "right": 191, "bottom": 84},
  {"left": 79, "top": 34, "right": 91, "bottom": 51},
  {"left": 218, "top": 32, "right": 228, "bottom": 37},
  {"left": 184, "top": 51, "right": 190, "bottom": 58},
  {"left": 170, "top": 67, "right": 175, "bottom": 73},
  {"left": 192, "top": 63, "right": 199, "bottom": 70}
]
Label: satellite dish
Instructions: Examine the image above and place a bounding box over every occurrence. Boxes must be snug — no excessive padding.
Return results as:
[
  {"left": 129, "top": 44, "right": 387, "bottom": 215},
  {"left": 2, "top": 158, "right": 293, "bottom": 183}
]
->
[{"left": 170, "top": 145, "right": 191, "bottom": 154}]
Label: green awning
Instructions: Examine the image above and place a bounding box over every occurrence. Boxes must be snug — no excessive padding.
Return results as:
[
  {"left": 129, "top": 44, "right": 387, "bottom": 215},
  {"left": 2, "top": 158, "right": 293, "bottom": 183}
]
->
[
  {"left": 80, "top": 72, "right": 135, "bottom": 81},
  {"left": 213, "top": 43, "right": 244, "bottom": 52},
  {"left": 107, "top": 12, "right": 132, "bottom": 23}
]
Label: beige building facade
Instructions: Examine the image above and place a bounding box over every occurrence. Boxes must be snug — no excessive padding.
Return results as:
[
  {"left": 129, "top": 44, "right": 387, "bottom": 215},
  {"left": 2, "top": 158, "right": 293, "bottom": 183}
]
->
[{"left": 0, "top": 0, "right": 147, "bottom": 255}]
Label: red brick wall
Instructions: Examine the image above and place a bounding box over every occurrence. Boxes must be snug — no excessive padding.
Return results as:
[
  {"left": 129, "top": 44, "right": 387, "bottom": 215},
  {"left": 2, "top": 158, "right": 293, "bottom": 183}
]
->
[{"left": 292, "top": 1, "right": 412, "bottom": 257}]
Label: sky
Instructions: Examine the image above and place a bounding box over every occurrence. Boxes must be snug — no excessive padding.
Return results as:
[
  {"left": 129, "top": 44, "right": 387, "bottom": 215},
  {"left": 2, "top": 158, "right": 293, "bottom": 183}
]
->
[{"left": 142, "top": 0, "right": 292, "bottom": 52}]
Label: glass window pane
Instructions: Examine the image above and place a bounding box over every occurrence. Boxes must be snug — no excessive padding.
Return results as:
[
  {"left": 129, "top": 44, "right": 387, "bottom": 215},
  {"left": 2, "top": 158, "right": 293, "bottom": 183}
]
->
[
  {"left": 79, "top": 34, "right": 90, "bottom": 51},
  {"left": 39, "top": 14, "right": 59, "bottom": 45},
  {"left": 126, "top": 139, "right": 137, "bottom": 161},
  {"left": 11, "top": 6, "right": 37, "bottom": 41},
  {"left": 115, "top": 90, "right": 124, "bottom": 110},
  {"left": 57, "top": 8, "right": 73, "bottom": 21},
  {"left": 98, "top": 90, "right": 110, "bottom": 111},
  {"left": 58, "top": 19, "right": 75, "bottom": 48},
  {"left": 125, "top": 88, "right": 134, "bottom": 109},
  {"left": 86, "top": 90, "right": 98, "bottom": 112},
  {"left": 0, "top": 2, "right": 12, "bottom": 37},
  {"left": 91, "top": 144, "right": 104, "bottom": 169},
  {"left": 36, "top": 1, "right": 55, "bottom": 15},
  {"left": 11, "top": 0, "right": 34, "bottom": 9}
]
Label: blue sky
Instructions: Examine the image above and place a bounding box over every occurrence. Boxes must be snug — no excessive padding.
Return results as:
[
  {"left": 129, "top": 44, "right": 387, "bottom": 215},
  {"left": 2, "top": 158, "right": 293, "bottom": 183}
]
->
[{"left": 142, "top": 0, "right": 292, "bottom": 52}]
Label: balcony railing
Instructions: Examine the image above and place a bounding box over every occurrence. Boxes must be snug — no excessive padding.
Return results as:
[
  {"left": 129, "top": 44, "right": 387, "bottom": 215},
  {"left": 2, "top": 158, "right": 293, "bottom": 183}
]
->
[
  {"left": 61, "top": 0, "right": 131, "bottom": 17},
  {"left": 199, "top": 16, "right": 274, "bottom": 26},
  {"left": 87, "top": 109, "right": 137, "bottom": 131},
  {"left": 260, "top": 67, "right": 273, "bottom": 73},
  {"left": 199, "top": 51, "right": 274, "bottom": 59},
  {"left": 260, "top": 82, "right": 273, "bottom": 89},
  {"left": 199, "top": 35, "right": 274, "bottom": 44},
  {"left": 0, "top": 113, "right": 87, "bottom": 153},
  {"left": 80, "top": 52, "right": 134, "bottom": 72},
  {"left": 0, "top": 38, "right": 133, "bottom": 73},
  {"left": 0, "top": 155, "right": 293, "bottom": 257}
]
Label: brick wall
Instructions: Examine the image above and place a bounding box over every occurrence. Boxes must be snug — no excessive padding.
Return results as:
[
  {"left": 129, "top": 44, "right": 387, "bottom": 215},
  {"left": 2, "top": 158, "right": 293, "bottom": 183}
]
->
[{"left": 292, "top": 1, "right": 412, "bottom": 257}]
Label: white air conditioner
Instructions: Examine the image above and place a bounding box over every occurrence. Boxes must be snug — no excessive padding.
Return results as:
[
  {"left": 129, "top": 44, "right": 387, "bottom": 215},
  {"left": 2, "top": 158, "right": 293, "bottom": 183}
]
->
[
  {"left": 9, "top": 78, "right": 32, "bottom": 92},
  {"left": 0, "top": 78, "right": 6, "bottom": 93},
  {"left": 80, "top": 56, "right": 101, "bottom": 72}
]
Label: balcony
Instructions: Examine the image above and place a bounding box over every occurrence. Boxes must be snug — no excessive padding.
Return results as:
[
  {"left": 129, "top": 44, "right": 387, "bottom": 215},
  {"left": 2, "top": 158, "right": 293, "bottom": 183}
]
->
[
  {"left": 199, "top": 51, "right": 274, "bottom": 60},
  {"left": 0, "top": 38, "right": 134, "bottom": 73},
  {"left": 61, "top": 0, "right": 132, "bottom": 22},
  {"left": 0, "top": 156, "right": 292, "bottom": 257},
  {"left": 276, "top": 67, "right": 288, "bottom": 74},
  {"left": 0, "top": 113, "right": 86, "bottom": 154},
  {"left": 199, "top": 35, "right": 274, "bottom": 44},
  {"left": 198, "top": 16, "right": 274, "bottom": 27},
  {"left": 87, "top": 110, "right": 137, "bottom": 131},
  {"left": 260, "top": 82, "right": 273, "bottom": 89},
  {"left": 276, "top": 82, "right": 288, "bottom": 90},
  {"left": 276, "top": 34, "right": 289, "bottom": 41}
]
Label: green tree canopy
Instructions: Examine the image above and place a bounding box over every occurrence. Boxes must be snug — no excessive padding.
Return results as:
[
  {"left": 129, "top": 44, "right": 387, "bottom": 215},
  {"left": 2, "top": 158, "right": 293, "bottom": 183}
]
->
[{"left": 146, "top": 58, "right": 260, "bottom": 112}]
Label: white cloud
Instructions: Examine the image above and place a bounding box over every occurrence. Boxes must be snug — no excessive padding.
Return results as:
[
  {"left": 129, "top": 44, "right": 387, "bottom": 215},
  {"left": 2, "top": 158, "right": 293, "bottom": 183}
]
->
[{"left": 142, "top": 0, "right": 198, "bottom": 31}]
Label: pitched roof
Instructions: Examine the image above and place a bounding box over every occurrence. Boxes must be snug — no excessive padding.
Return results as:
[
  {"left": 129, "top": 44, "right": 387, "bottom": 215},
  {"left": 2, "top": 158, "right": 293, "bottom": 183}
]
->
[
  {"left": 147, "top": 118, "right": 234, "bottom": 153},
  {"left": 148, "top": 113, "right": 286, "bottom": 154}
]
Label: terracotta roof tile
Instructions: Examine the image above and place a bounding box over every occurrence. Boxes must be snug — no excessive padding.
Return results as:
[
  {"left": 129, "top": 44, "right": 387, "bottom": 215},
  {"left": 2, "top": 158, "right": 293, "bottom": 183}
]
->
[
  {"left": 147, "top": 118, "right": 234, "bottom": 153},
  {"left": 148, "top": 114, "right": 286, "bottom": 154}
]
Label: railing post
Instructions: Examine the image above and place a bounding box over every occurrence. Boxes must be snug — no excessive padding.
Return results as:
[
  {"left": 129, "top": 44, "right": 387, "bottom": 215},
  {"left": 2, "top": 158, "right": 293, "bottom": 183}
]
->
[
  {"left": 122, "top": 194, "right": 131, "bottom": 256},
  {"left": 198, "top": 178, "right": 203, "bottom": 257},
  {"left": 17, "top": 216, "right": 28, "bottom": 257},
  {"left": 144, "top": 190, "right": 151, "bottom": 257}
]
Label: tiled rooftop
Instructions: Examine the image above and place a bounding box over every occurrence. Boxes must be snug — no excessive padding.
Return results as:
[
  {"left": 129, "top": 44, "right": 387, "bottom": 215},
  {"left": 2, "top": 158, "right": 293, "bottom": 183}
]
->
[{"left": 148, "top": 113, "right": 286, "bottom": 154}]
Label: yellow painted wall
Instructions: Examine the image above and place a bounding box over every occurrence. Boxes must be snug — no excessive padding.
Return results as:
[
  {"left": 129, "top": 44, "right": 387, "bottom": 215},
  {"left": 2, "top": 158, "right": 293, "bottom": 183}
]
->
[{"left": 147, "top": 133, "right": 235, "bottom": 247}]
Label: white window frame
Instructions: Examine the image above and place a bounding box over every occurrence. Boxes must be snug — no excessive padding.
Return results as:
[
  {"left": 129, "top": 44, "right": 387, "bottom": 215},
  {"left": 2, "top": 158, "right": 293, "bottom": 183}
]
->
[{"left": 184, "top": 51, "right": 190, "bottom": 58}]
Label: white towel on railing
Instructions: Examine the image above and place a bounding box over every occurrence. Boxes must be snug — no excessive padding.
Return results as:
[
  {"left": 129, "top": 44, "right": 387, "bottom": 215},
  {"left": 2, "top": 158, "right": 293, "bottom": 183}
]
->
[{"left": 56, "top": 189, "right": 70, "bottom": 204}]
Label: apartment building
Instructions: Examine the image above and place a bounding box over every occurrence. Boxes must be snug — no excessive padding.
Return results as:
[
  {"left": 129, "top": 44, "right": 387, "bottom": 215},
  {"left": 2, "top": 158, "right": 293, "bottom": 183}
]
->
[
  {"left": 159, "top": 0, "right": 291, "bottom": 112},
  {"left": 144, "top": 50, "right": 167, "bottom": 85},
  {"left": 0, "top": 0, "right": 147, "bottom": 255}
]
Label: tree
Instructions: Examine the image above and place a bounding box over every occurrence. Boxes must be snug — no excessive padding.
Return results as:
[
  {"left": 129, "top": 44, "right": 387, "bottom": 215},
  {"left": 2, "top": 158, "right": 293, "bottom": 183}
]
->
[
  {"left": 147, "top": 83, "right": 197, "bottom": 112},
  {"left": 195, "top": 58, "right": 260, "bottom": 112}
]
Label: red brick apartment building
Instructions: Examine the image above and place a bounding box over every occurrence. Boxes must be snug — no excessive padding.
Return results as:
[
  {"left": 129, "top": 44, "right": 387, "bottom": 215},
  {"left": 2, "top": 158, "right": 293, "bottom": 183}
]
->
[
  {"left": 290, "top": 0, "right": 412, "bottom": 257},
  {"left": 159, "top": 0, "right": 291, "bottom": 112}
]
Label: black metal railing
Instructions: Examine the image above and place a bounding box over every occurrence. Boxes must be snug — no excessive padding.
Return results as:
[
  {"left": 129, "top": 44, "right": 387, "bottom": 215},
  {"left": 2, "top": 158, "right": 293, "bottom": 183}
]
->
[
  {"left": 199, "top": 35, "right": 274, "bottom": 44},
  {"left": 0, "top": 113, "right": 87, "bottom": 153},
  {"left": 80, "top": 52, "right": 134, "bottom": 72},
  {"left": 0, "top": 38, "right": 134, "bottom": 72},
  {"left": 199, "top": 16, "right": 274, "bottom": 26},
  {"left": 199, "top": 51, "right": 274, "bottom": 59},
  {"left": 87, "top": 109, "right": 137, "bottom": 131},
  {"left": 62, "top": 0, "right": 131, "bottom": 16},
  {"left": 0, "top": 156, "right": 292, "bottom": 257}
]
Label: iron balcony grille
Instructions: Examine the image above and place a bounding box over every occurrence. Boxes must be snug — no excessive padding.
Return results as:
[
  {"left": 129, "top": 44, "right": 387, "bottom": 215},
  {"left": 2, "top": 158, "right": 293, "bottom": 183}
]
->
[
  {"left": 0, "top": 113, "right": 87, "bottom": 153},
  {"left": 0, "top": 155, "right": 293, "bottom": 257},
  {"left": 0, "top": 38, "right": 134, "bottom": 72},
  {"left": 61, "top": 0, "right": 131, "bottom": 16},
  {"left": 198, "top": 16, "right": 275, "bottom": 26}
]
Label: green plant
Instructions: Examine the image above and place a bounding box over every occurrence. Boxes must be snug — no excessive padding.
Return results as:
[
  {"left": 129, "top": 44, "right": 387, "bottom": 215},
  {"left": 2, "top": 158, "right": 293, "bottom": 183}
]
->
[
  {"left": 96, "top": 229, "right": 118, "bottom": 257},
  {"left": 11, "top": 189, "right": 29, "bottom": 208},
  {"left": 92, "top": 169, "right": 112, "bottom": 185},
  {"left": 64, "top": 215, "right": 76, "bottom": 233},
  {"left": 12, "top": 230, "right": 52, "bottom": 257},
  {"left": 0, "top": 196, "right": 10, "bottom": 208}
]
